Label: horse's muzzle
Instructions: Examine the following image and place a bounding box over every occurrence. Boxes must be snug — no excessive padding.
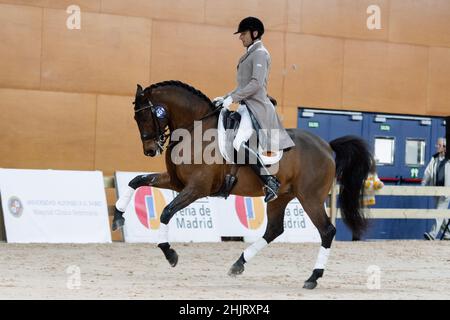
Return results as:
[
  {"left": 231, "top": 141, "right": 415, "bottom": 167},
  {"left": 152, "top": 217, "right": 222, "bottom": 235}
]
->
[{"left": 144, "top": 149, "right": 156, "bottom": 157}]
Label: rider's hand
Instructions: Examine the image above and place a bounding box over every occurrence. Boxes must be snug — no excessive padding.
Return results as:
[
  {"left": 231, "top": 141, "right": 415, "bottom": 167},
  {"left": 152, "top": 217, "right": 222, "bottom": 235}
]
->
[
  {"left": 222, "top": 96, "right": 233, "bottom": 109},
  {"left": 212, "top": 96, "right": 224, "bottom": 107}
]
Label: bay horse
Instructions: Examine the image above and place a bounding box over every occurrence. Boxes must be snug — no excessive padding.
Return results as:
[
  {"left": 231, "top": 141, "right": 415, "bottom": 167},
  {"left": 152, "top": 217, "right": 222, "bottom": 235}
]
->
[{"left": 114, "top": 80, "right": 373, "bottom": 289}]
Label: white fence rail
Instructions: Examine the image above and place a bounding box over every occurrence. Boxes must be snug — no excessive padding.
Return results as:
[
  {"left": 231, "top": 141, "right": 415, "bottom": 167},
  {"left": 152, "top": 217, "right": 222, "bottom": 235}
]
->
[{"left": 329, "top": 185, "right": 450, "bottom": 225}]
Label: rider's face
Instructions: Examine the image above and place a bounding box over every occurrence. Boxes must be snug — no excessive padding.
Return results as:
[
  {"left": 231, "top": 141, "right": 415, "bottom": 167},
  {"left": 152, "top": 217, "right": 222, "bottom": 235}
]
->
[{"left": 239, "top": 30, "right": 254, "bottom": 48}]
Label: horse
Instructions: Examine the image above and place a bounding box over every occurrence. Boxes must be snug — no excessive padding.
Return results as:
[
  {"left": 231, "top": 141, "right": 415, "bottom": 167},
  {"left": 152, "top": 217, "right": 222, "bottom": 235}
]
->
[{"left": 113, "top": 80, "right": 373, "bottom": 289}]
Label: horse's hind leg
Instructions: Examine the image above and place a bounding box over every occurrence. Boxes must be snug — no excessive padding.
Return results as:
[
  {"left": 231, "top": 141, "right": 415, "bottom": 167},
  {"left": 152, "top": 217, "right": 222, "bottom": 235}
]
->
[
  {"left": 228, "top": 195, "right": 293, "bottom": 276},
  {"left": 112, "top": 172, "right": 173, "bottom": 231},
  {"left": 300, "top": 198, "right": 336, "bottom": 289}
]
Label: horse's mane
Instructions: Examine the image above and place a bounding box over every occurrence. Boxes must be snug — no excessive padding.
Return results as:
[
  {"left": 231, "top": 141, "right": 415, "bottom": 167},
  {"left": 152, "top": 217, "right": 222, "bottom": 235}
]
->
[{"left": 148, "top": 80, "right": 214, "bottom": 109}]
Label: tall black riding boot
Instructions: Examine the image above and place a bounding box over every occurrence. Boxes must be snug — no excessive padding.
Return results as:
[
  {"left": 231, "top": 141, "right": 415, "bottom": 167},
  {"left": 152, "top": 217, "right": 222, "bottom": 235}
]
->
[
  {"left": 240, "top": 143, "right": 280, "bottom": 202},
  {"left": 248, "top": 162, "right": 280, "bottom": 202}
]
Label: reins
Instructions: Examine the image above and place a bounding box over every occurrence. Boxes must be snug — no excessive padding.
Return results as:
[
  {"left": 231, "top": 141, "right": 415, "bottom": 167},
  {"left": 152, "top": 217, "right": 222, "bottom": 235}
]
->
[{"left": 166, "top": 104, "right": 223, "bottom": 150}]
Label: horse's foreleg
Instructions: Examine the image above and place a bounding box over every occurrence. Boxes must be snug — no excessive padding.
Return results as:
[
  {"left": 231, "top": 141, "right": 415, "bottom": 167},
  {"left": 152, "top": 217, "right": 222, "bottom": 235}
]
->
[
  {"left": 228, "top": 196, "right": 292, "bottom": 277},
  {"left": 300, "top": 200, "right": 336, "bottom": 290},
  {"left": 157, "top": 186, "right": 205, "bottom": 267},
  {"left": 112, "top": 172, "right": 172, "bottom": 231}
]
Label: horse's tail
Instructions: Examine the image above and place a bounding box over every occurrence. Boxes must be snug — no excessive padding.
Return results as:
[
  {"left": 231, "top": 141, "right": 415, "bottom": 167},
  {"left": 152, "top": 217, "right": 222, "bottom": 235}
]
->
[{"left": 329, "top": 135, "right": 373, "bottom": 237}]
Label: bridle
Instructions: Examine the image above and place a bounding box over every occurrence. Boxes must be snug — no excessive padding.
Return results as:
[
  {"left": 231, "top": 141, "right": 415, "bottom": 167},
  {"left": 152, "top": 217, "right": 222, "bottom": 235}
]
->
[
  {"left": 134, "top": 96, "right": 223, "bottom": 154},
  {"left": 134, "top": 98, "right": 170, "bottom": 154}
]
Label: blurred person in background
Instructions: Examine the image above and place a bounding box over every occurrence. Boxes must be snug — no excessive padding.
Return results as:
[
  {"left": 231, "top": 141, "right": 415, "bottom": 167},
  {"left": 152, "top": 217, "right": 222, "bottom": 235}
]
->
[{"left": 422, "top": 138, "right": 450, "bottom": 240}]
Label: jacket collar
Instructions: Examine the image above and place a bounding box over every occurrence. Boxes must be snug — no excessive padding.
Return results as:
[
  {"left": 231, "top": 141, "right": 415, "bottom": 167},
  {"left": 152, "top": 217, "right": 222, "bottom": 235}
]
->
[
  {"left": 247, "top": 40, "right": 262, "bottom": 52},
  {"left": 238, "top": 40, "right": 263, "bottom": 65},
  {"left": 433, "top": 152, "right": 448, "bottom": 160}
]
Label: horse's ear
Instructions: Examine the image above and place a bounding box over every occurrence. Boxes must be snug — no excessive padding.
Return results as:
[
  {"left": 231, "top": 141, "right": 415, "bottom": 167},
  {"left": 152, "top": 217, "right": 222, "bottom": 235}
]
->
[{"left": 136, "top": 84, "right": 143, "bottom": 96}]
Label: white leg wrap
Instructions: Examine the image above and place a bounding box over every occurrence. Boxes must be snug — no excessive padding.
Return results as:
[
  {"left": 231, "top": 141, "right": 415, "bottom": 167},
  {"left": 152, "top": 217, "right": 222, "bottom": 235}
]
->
[
  {"left": 243, "top": 238, "right": 268, "bottom": 262},
  {"left": 158, "top": 223, "right": 169, "bottom": 244},
  {"left": 115, "top": 186, "right": 134, "bottom": 212},
  {"left": 314, "top": 246, "right": 330, "bottom": 270}
]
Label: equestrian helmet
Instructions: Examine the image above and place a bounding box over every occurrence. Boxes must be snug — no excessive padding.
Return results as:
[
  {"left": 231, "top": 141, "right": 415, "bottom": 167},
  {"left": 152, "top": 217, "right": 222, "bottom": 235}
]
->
[{"left": 234, "top": 17, "right": 264, "bottom": 38}]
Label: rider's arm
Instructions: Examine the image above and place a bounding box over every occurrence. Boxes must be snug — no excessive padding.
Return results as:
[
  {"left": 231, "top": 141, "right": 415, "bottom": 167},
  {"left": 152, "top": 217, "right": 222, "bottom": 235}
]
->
[{"left": 230, "top": 51, "right": 268, "bottom": 103}]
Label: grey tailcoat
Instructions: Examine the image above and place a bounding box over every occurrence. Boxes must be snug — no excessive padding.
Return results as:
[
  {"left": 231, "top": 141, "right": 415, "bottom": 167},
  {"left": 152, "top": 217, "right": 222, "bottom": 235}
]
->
[{"left": 229, "top": 41, "right": 295, "bottom": 152}]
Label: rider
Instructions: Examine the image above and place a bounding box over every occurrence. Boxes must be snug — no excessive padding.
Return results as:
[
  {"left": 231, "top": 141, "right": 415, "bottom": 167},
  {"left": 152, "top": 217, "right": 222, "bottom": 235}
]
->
[{"left": 214, "top": 17, "right": 295, "bottom": 202}]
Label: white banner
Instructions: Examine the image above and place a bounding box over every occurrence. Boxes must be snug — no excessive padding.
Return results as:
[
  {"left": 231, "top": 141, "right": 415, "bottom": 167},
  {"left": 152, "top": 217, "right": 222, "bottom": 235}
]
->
[
  {"left": 215, "top": 196, "right": 267, "bottom": 242},
  {"left": 0, "top": 169, "right": 111, "bottom": 243},
  {"left": 115, "top": 172, "right": 221, "bottom": 243},
  {"left": 216, "top": 196, "right": 320, "bottom": 243},
  {"left": 274, "top": 199, "right": 320, "bottom": 243},
  {"left": 115, "top": 171, "right": 320, "bottom": 243}
]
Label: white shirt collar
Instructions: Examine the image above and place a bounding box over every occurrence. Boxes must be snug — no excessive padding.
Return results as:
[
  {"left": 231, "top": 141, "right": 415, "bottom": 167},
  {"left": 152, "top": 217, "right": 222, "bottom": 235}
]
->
[{"left": 247, "top": 40, "right": 261, "bottom": 52}]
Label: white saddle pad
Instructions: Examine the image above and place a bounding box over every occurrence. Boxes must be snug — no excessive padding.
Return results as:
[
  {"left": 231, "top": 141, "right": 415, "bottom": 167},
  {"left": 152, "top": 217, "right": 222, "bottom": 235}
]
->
[{"left": 217, "top": 108, "right": 283, "bottom": 165}]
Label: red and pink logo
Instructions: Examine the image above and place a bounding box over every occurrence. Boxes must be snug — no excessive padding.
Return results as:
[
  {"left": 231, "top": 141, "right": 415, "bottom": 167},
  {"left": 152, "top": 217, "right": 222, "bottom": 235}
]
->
[
  {"left": 235, "top": 196, "right": 265, "bottom": 230},
  {"left": 134, "top": 187, "right": 166, "bottom": 230}
]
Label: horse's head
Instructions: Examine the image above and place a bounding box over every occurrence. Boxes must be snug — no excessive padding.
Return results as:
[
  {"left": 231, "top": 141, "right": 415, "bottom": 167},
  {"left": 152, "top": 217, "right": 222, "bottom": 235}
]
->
[{"left": 133, "top": 84, "right": 169, "bottom": 157}]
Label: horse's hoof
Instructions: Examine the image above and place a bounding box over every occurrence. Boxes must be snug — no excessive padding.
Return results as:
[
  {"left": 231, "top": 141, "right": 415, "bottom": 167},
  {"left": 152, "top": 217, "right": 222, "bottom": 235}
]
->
[
  {"left": 167, "top": 249, "right": 178, "bottom": 267},
  {"left": 111, "top": 217, "right": 125, "bottom": 231},
  {"left": 228, "top": 262, "right": 244, "bottom": 277},
  {"left": 303, "top": 281, "right": 318, "bottom": 290}
]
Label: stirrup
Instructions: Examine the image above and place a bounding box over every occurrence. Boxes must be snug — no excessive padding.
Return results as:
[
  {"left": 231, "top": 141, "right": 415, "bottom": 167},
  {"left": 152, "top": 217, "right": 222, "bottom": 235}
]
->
[
  {"left": 263, "top": 186, "right": 278, "bottom": 202},
  {"left": 263, "top": 178, "right": 280, "bottom": 202}
]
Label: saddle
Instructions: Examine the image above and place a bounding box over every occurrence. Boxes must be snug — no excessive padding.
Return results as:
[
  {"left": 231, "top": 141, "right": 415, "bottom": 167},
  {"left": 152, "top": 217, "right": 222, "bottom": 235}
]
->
[
  {"left": 213, "top": 104, "right": 283, "bottom": 199},
  {"left": 223, "top": 109, "right": 241, "bottom": 132},
  {"left": 218, "top": 106, "right": 283, "bottom": 166},
  {"left": 211, "top": 109, "right": 241, "bottom": 199}
]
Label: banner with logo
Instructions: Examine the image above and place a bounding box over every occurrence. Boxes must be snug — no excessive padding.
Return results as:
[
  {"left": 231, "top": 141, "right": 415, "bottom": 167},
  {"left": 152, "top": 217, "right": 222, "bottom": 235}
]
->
[
  {"left": 115, "top": 171, "right": 221, "bottom": 243},
  {"left": 0, "top": 169, "right": 111, "bottom": 243},
  {"left": 215, "top": 196, "right": 268, "bottom": 242},
  {"left": 273, "top": 199, "right": 320, "bottom": 243},
  {"left": 115, "top": 172, "right": 320, "bottom": 243},
  {"left": 216, "top": 196, "right": 320, "bottom": 243}
]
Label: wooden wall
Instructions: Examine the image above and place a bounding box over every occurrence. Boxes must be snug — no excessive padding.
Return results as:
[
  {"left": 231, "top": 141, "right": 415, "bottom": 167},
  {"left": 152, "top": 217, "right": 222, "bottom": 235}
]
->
[{"left": 0, "top": 0, "right": 449, "bottom": 174}]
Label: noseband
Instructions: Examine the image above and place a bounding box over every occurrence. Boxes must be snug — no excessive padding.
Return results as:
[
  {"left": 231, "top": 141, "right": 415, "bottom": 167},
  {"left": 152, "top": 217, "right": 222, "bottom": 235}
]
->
[{"left": 134, "top": 98, "right": 169, "bottom": 154}]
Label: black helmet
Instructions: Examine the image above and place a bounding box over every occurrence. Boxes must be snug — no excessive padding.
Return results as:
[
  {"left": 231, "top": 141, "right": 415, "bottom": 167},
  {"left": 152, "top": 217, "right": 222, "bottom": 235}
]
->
[{"left": 234, "top": 17, "right": 264, "bottom": 39}]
